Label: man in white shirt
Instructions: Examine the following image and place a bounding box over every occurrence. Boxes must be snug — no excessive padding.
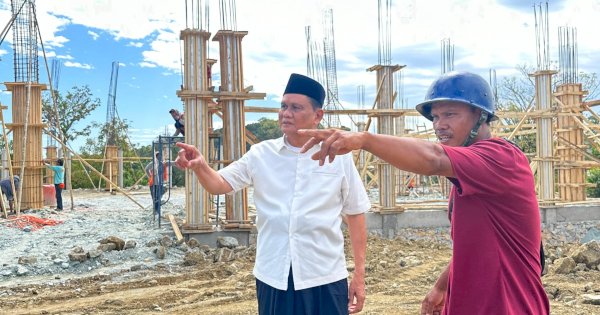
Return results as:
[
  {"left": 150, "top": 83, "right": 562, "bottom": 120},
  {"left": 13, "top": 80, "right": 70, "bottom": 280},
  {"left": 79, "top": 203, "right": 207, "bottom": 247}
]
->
[{"left": 175, "top": 73, "right": 370, "bottom": 314}]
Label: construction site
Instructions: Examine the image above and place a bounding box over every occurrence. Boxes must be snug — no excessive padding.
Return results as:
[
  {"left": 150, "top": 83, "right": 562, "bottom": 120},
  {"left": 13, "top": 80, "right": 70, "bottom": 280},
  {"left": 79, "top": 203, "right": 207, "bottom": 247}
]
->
[{"left": 1, "top": 0, "right": 600, "bottom": 314}]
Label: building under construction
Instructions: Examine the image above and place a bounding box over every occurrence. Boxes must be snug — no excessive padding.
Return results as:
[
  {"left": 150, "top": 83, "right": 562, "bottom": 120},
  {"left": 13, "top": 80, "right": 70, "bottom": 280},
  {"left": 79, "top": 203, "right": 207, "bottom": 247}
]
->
[{"left": 1, "top": 0, "right": 600, "bottom": 241}]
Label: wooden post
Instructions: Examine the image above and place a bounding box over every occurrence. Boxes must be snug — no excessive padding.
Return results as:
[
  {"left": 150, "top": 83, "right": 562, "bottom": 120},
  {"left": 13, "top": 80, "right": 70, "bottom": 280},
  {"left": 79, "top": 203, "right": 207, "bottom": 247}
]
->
[
  {"left": 44, "top": 146, "right": 57, "bottom": 184},
  {"left": 104, "top": 145, "right": 118, "bottom": 191}
]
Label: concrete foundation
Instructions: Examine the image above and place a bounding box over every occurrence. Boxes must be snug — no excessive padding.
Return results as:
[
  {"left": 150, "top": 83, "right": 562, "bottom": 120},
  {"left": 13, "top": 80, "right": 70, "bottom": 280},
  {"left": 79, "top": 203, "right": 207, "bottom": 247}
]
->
[
  {"left": 183, "top": 204, "right": 600, "bottom": 247},
  {"left": 365, "top": 203, "right": 600, "bottom": 238},
  {"left": 185, "top": 229, "right": 253, "bottom": 247}
]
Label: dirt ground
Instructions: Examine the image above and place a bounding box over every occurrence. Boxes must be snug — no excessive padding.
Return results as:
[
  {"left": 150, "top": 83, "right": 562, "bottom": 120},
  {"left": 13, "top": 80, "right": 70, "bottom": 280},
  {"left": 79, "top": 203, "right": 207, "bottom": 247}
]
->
[{"left": 1, "top": 189, "right": 599, "bottom": 314}]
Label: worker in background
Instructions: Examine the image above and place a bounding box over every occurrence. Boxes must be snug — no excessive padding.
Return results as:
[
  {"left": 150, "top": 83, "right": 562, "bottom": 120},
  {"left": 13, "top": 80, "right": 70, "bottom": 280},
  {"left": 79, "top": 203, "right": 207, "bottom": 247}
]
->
[
  {"left": 297, "top": 71, "right": 549, "bottom": 315},
  {"left": 145, "top": 152, "right": 175, "bottom": 211},
  {"left": 0, "top": 175, "right": 20, "bottom": 214},
  {"left": 169, "top": 109, "right": 185, "bottom": 137},
  {"left": 175, "top": 73, "right": 370, "bottom": 314},
  {"left": 43, "top": 158, "right": 65, "bottom": 211}
]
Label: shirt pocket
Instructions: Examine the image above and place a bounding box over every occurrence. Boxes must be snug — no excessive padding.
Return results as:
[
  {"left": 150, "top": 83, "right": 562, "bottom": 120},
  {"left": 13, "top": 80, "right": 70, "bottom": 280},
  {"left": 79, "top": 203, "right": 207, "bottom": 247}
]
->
[{"left": 311, "top": 165, "right": 338, "bottom": 176}]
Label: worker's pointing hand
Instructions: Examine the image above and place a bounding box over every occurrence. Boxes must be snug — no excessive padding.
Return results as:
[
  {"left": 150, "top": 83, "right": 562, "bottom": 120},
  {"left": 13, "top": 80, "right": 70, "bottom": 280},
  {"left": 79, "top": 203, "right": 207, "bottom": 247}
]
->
[
  {"left": 175, "top": 142, "right": 204, "bottom": 171},
  {"left": 298, "top": 129, "right": 365, "bottom": 166}
]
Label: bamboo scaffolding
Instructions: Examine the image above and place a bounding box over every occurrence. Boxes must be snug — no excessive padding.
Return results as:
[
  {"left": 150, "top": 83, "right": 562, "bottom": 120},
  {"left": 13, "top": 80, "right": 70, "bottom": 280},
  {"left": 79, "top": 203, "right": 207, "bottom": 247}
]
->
[{"left": 44, "top": 130, "right": 144, "bottom": 209}]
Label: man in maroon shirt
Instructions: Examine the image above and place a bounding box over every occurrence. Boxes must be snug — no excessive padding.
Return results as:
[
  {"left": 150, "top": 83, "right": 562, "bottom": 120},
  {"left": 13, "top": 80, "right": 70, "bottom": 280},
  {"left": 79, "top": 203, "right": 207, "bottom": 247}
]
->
[{"left": 298, "top": 71, "right": 549, "bottom": 315}]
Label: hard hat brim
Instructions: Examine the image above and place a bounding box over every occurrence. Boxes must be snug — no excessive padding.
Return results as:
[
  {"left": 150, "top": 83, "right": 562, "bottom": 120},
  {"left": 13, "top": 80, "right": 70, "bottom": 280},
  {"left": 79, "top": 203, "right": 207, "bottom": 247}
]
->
[{"left": 415, "top": 98, "right": 498, "bottom": 122}]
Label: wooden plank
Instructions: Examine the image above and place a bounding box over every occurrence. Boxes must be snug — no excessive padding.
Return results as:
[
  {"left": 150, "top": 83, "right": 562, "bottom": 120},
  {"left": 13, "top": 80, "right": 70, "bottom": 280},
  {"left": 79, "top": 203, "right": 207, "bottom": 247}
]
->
[{"left": 167, "top": 214, "right": 184, "bottom": 242}]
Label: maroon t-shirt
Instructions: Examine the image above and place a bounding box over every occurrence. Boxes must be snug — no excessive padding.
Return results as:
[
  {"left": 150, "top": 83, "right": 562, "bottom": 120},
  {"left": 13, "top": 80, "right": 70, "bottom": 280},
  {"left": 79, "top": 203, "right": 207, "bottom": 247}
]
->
[{"left": 442, "top": 138, "right": 549, "bottom": 315}]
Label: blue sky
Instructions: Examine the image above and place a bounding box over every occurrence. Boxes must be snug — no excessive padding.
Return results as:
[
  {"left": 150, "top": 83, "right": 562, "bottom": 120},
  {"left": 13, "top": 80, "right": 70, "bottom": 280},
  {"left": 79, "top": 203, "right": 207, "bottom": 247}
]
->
[{"left": 0, "top": 0, "right": 599, "bottom": 151}]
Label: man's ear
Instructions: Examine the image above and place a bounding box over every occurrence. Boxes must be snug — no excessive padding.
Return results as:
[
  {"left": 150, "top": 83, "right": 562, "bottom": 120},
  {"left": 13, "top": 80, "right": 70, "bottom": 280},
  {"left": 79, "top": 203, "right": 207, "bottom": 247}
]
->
[{"left": 315, "top": 108, "right": 324, "bottom": 122}]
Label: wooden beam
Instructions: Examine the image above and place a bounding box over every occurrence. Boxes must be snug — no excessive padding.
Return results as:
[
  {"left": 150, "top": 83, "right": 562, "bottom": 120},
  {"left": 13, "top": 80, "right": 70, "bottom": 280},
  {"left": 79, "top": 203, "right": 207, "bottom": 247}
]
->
[{"left": 167, "top": 214, "right": 184, "bottom": 242}]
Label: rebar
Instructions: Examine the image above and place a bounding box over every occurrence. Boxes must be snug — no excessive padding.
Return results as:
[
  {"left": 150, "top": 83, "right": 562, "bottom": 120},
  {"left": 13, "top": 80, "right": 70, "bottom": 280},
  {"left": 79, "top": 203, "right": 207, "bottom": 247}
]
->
[
  {"left": 377, "top": 0, "right": 392, "bottom": 65},
  {"left": 185, "top": 0, "right": 209, "bottom": 31},
  {"left": 440, "top": 38, "right": 454, "bottom": 74},
  {"left": 489, "top": 68, "right": 498, "bottom": 104},
  {"left": 218, "top": 0, "right": 237, "bottom": 31},
  {"left": 11, "top": 0, "right": 38, "bottom": 82},
  {"left": 533, "top": 2, "right": 550, "bottom": 70},
  {"left": 558, "top": 26, "right": 578, "bottom": 84}
]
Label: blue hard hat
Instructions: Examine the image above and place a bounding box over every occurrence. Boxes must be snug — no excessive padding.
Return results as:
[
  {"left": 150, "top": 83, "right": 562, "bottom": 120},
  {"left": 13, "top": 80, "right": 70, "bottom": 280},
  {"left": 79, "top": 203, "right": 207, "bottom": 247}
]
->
[{"left": 415, "top": 71, "right": 496, "bottom": 122}]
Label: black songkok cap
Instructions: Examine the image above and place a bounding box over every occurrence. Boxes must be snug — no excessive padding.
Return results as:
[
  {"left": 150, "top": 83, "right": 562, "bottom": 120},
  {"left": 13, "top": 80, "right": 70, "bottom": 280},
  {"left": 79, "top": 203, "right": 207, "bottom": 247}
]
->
[{"left": 283, "top": 73, "right": 326, "bottom": 107}]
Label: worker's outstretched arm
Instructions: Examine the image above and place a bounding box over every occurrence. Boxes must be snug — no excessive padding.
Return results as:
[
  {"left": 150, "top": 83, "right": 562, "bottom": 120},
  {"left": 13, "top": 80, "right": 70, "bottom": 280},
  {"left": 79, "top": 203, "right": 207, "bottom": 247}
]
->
[
  {"left": 298, "top": 129, "right": 454, "bottom": 177},
  {"left": 175, "top": 142, "right": 233, "bottom": 195}
]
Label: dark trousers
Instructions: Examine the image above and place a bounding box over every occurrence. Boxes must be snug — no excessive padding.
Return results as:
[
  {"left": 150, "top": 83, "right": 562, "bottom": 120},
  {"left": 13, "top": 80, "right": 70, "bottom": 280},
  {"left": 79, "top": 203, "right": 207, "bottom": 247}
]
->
[
  {"left": 54, "top": 184, "right": 63, "bottom": 210},
  {"left": 150, "top": 185, "right": 164, "bottom": 213},
  {"left": 256, "top": 268, "right": 348, "bottom": 315}
]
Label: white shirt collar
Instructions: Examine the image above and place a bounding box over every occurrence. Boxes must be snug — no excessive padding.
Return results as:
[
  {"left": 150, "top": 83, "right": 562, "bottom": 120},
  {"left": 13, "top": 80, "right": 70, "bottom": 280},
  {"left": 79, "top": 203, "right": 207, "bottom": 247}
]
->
[{"left": 278, "top": 135, "right": 321, "bottom": 153}]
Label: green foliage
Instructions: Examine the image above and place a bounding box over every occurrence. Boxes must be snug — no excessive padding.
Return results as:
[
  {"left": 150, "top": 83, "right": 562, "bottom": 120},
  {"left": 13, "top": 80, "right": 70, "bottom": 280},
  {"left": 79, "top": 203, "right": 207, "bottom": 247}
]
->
[
  {"left": 81, "top": 117, "right": 132, "bottom": 155},
  {"left": 246, "top": 117, "right": 282, "bottom": 141},
  {"left": 69, "top": 144, "right": 184, "bottom": 189},
  {"left": 497, "top": 65, "right": 600, "bottom": 158},
  {"left": 587, "top": 168, "right": 600, "bottom": 197},
  {"left": 42, "top": 86, "right": 102, "bottom": 143}
]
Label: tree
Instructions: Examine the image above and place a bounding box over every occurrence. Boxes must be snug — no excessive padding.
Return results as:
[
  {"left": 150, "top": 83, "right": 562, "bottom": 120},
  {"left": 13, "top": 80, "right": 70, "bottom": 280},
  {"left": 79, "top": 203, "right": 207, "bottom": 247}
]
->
[
  {"left": 81, "top": 117, "right": 132, "bottom": 155},
  {"left": 42, "top": 86, "right": 102, "bottom": 143},
  {"left": 245, "top": 117, "right": 282, "bottom": 142},
  {"left": 497, "top": 64, "right": 600, "bottom": 155}
]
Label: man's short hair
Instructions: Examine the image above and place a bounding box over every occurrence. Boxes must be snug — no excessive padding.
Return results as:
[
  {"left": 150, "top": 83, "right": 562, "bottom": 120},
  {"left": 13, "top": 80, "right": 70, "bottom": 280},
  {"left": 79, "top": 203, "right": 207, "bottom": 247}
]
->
[
  {"left": 169, "top": 109, "right": 177, "bottom": 114},
  {"left": 56, "top": 158, "right": 63, "bottom": 166}
]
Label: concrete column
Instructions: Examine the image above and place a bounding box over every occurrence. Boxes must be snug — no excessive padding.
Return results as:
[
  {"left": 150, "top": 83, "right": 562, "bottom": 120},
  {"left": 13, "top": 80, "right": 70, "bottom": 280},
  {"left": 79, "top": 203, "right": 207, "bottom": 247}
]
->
[
  {"left": 5, "top": 82, "right": 46, "bottom": 210},
  {"left": 367, "top": 65, "right": 403, "bottom": 210},
  {"left": 555, "top": 83, "right": 586, "bottom": 201},
  {"left": 532, "top": 70, "right": 557, "bottom": 204},
  {"left": 213, "top": 30, "right": 249, "bottom": 226},
  {"left": 177, "top": 28, "right": 213, "bottom": 231}
]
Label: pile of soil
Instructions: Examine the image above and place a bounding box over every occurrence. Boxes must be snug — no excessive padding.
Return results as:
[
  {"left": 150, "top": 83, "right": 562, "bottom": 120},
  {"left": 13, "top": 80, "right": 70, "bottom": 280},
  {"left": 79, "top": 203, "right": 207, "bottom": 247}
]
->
[{"left": 0, "top": 188, "right": 599, "bottom": 314}]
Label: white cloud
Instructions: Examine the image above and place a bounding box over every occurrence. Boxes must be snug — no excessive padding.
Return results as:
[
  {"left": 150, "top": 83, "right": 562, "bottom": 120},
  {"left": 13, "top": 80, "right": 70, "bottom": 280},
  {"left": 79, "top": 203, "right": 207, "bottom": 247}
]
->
[
  {"left": 88, "top": 31, "right": 100, "bottom": 40},
  {"left": 1, "top": 0, "right": 597, "bottom": 128},
  {"left": 63, "top": 61, "right": 93, "bottom": 70},
  {"left": 139, "top": 62, "right": 157, "bottom": 68},
  {"left": 56, "top": 54, "right": 74, "bottom": 60}
]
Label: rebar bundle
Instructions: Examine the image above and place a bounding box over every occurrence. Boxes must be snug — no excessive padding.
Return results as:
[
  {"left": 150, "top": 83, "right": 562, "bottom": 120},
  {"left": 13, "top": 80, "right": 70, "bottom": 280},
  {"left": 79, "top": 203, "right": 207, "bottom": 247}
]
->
[
  {"left": 534, "top": 2, "right": 550, "bottom": 70},
  {"left": 440, "top": 38, "right": 454, "bottom": 74},
  {"left": 11, "top": 0, "right": 38, "bottom": 82},
  {"left": 558, "top": 26, "right": 578, "bottom": 84}
]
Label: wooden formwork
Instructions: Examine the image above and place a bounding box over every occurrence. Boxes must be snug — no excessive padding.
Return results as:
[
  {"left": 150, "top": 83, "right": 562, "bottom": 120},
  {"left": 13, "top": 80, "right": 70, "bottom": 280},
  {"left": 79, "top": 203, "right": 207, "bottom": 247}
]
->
[
  {"left": 178, "top": 28, "right": 213, "bottom": 231},
  {"left": 104, "top": 145, "right": 118, "bottom": 191},
  {"left": 368, "top": 65, "right": 403, "bottom": 211},
  {"left": 5, "top": 82, "right": 46, "bottom": 210},
  {"left": 213, "top": 30, "right": 250, "bottom": 227},
  {"left": 555, "top": 84, "right": 587, "bottom": 201},
  {"left": 44, "top": 146, "right": 57, "bottom": 184}
]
